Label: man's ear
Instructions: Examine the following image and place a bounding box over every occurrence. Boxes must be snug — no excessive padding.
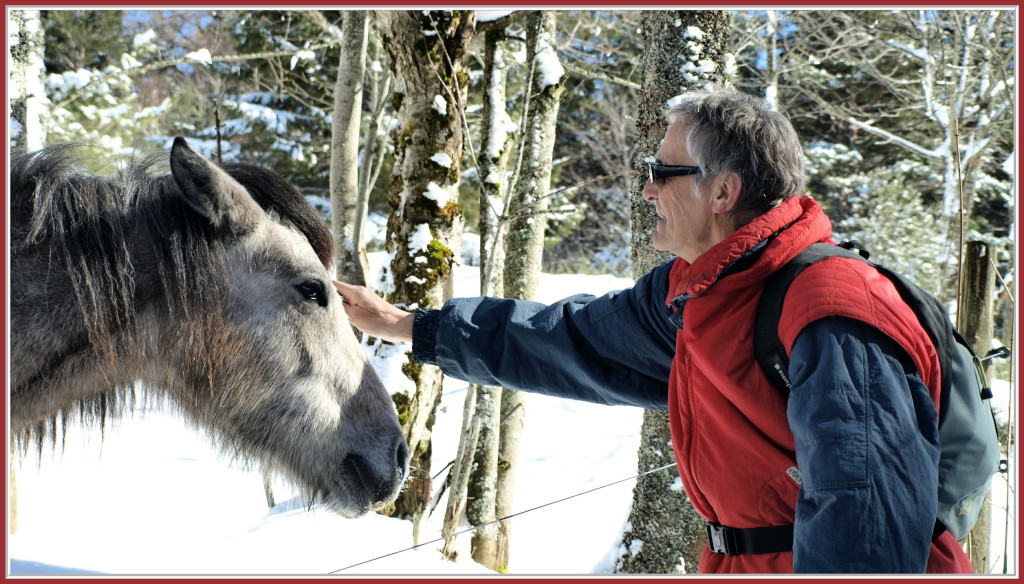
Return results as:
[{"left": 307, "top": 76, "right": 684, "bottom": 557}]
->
[{"left": 711, "top": 171, "right": 743, "bottom": 214}]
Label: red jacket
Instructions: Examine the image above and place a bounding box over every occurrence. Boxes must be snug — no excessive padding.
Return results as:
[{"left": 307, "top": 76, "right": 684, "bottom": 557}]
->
[{"left": 665, "top": 195, "right": 971, "bottom": 573}]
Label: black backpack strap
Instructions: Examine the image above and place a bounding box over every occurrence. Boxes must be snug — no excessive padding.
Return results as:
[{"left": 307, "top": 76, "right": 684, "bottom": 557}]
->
[
  {"left": 755, "top": 241, "right": 954, "bottom": 421},
  {"left": 754, "top": 242, "right": 871, "bottom": 397},
  {"left": 755, "top": 241, "right": 965, "bottom": 543},
  {"left": 863, "top": 262, "right": 956, "bottom": 419}
]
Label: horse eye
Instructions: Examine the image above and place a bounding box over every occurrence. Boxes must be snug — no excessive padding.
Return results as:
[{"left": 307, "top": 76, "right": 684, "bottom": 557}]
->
[{"left": 296, "top": 281, "right": 328, "bottom": 308}]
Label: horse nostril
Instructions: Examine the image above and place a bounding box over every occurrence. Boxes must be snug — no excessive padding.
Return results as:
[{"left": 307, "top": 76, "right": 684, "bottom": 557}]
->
[
  {"left": 343, "top": 453, "right": 397, "bottom": 503},
  {"left": 394, "top": 437, "right": 410, "bottom": 475}
]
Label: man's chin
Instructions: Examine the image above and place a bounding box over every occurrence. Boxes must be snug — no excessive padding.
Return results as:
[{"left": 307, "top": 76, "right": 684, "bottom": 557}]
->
[{"left": 651, "top": 231, "right": 670, "bottom": 254}]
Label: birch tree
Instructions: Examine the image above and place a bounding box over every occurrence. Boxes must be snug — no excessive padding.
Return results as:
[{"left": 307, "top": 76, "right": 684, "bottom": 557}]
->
[
  {"left": 374, "top": 9, "right": 476, "bottom": 542},
  {"left": 438, "top": 11, "right": 565, "bottom": 571},
  {"left": 329, "top": 10, "right": 370, "bottom": 286},
  {"left": 9, "top": 9, "right": 48, "bottom": 151},
  {"left": 615, "top": 10, "right": 731, "bottom": 575},
  {"left": 502, "top": 11, "right": 564, "bottom": 302},
  {"left": 446, "top": 23, "right": 517, "bottom": 568},
  {"left": 490, "top": 12, "right": 566, "bottom": 571},
  {"left": 354, "top": 24, "right": 394, "bottom": 275}
]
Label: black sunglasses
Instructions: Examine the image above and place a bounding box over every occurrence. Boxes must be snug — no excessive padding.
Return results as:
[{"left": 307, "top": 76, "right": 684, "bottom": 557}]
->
[{"left": 647, "top": 162, "right": 702, "bottom": 183}]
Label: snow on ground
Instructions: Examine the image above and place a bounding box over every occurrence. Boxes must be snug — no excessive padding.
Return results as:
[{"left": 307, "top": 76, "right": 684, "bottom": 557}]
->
[
  {"left": 8, "top": 253, "right": 1015, "bottom": 576},
  {"left": 9, "top": 257, "right": 645, "bottom": 576}
]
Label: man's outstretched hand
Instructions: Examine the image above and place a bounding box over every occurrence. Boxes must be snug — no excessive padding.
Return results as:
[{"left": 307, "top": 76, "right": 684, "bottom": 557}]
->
[{"left": 333, "top": 280, "right": 416, "bottom": 343}]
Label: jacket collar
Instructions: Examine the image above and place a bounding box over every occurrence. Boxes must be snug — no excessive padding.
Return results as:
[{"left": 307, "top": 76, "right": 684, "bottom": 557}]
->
[{"left": 666, "top": 195, "right": 833, "bottom": 306}]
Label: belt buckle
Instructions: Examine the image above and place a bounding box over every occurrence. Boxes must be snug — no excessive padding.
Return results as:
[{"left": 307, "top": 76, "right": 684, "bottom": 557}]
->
[{"left": 706, "top": 522, "right": 737, "bottom": 555}]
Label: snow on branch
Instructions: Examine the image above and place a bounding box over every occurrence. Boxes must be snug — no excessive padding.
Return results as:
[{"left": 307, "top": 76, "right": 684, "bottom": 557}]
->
[
  {"left": 885, "top": 40, "right": 930, "bottom": 62},
  {"left": 845, "top": 116, "right": 942, "bottom": 160}
]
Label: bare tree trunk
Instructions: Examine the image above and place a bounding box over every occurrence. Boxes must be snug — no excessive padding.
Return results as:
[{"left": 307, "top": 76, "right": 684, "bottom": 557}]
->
[
  {"left": 355, "top": 25, "right": 392, "bottom": 284},
  {"left": 464, "top": 383, "right": 501, "bottom": 565},
  {"left": 7, "top": 14, "right": 42, "bottom": 529},
  {"left": 9, "top": 9, "right": 47, "bottom": 152},
  {"left": 493, "top": 387, "right": 524, "bottom": 572},
  {"left": 375, "top": 9, "right": 475, "bottom": 543},
  {"left": 477, "top": 27, "right": 514, "bottom": 300},
  {"left": 439, "top": 385, "right": 482, "bottom": 560},
  {"left": 958, "top": 241, "right": 998, "bottom": 573},
  {"left": 617, "top": 10, "right": 730, "bottom": 575},
  {"left": 466, "top": 28, "right": 515, "bottom": 567},
  {"left": 330, "top": 10, "right": 370, "bottom": 286},
  {"left": 452, "top": 26, "right": 516, "bottom": 568},
  {"left": 503, "top": 11, "right": 563, "bottom": 301},
  {"left": 492, "top": 11, "right": 565, "bottom": 572}
]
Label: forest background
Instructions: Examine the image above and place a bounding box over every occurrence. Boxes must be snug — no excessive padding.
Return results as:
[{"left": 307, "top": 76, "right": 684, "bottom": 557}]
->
[{"left": 7, "top": 7, "right": 1017, "bottom": 575}]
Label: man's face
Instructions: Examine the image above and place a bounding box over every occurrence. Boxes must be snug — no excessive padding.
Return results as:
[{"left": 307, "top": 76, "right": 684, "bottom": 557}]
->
[{"left": 643, "top": 120, "right": 717, "bottom": 263}]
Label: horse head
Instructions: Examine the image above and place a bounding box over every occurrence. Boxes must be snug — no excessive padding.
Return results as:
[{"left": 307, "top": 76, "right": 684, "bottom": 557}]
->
[
  {"left": 10, "top": 138, "right": 409, "bottom": 518},
  {"left": 165, "top": 138, "right": 409, "bottom": 517}
]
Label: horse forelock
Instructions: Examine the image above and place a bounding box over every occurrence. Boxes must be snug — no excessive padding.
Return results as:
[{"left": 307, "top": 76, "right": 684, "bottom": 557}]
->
[{"left": 220, "top": 163, "right": 333, "bottom": 269}]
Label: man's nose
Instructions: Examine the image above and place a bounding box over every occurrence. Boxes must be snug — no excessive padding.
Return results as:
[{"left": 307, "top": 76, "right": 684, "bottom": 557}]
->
[{"left": 642, "top": 180, "right": 657, "bottom": 202}]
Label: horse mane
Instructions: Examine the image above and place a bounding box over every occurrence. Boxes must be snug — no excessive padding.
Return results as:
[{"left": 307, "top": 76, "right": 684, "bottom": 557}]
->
[
  {"left": 11, "top": 146, "right": 332, "bottom": 266},
  {"left": 11, "top": 145, "right": 333, "bottom": 448}
]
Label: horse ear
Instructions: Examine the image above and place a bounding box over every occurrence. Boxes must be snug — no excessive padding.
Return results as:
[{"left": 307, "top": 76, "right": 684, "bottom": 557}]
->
[{"left": 169, "top": 137, "right": 262, "bottom": 234}]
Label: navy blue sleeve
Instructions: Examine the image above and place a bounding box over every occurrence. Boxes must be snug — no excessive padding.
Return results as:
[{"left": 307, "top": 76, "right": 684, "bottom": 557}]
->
[
  {"left": 411, "top": 259, "right": 678, "bottom": 411},
  {"left": 787, "top": 317, "right": 940, "bottom": 573}
]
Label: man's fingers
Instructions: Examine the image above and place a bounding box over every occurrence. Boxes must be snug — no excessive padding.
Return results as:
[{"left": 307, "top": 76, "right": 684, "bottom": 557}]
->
[
  {"left": 330, "top": 280, "right": 414, "bottom": 342},
  {"left": 333, "top": 280, "right": 357, "bottom": 303}
]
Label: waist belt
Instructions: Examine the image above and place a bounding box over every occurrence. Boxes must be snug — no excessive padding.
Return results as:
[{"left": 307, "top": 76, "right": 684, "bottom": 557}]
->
[{"left": 705, "top": 522, "right": 794, "bottom": 556}]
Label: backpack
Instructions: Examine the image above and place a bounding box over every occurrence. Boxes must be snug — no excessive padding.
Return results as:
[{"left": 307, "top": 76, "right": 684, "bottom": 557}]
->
[{"left": 754, "top": 241, "right": 1003, "bottom": 541}]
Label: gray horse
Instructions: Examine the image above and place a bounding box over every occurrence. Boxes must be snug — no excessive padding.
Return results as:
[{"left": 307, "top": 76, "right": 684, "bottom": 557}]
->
[{"left": 10, "top": 137, "right": 409, "bottom": 518}]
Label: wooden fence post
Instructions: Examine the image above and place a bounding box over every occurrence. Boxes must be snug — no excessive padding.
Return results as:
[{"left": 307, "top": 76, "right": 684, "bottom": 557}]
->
[{"left": 957, "top": 240, "right": 997, "bottom": 573}]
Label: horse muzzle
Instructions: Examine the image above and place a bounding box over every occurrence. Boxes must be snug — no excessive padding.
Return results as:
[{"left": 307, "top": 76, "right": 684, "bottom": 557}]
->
[{"left": 332, "top": 433, "right": 410, "bottom": 517}]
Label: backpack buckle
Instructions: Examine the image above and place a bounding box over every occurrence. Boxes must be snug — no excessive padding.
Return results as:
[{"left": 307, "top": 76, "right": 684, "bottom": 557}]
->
[{"left": 706, "top": 522, "right": 739, "bottom": 555}]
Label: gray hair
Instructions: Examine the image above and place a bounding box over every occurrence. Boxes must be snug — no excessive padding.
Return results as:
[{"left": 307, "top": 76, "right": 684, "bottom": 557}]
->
[{"left": 667, "top": 88, "right": 806, "bottom": 227}]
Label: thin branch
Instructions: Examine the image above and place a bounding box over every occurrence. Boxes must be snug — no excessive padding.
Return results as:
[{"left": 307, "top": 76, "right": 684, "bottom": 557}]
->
[
  {"left": 562, "top": 63, "right": 641, "bottom": 90},
  {"left": 502, "top": 171, "right": 628, "bottom": 224},
  {"left": 845, "top": 116, "right": 943, "bottom": 160},
  {"left": 54, "top": 39, "right": 342, "bottom": 109}
]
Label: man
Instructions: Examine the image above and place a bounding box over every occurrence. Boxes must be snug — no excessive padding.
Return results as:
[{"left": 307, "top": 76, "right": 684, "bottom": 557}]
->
[{"left": 335, "top": 88, "right": 972, "bottom": 574}]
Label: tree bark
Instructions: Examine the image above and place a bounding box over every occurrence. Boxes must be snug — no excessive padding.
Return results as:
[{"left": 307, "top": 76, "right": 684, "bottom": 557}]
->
[
  {"left": 617, "top": 10, "right": 730, "bottom": 575},
  {"left": 464, "top": 383, "right": 501, "bottom": 565},
  {"left": 440, "top": 385, "right": 482, "bottom": 560},
  {"left": 502, "top": 12, "right": 562, "bottom": 302},
  {"left": 7, "top": 10, "right": 43, "bottom": 529},
  {"left": 375, "top": 9, "right": 475, "bottom": 543},
  {"left": 477, "top": 27, "right": 514, "bottom": 300},
  {"left": 466, "top": 26, "right": 514, "bottom": 570},
  {"left": 355, "top": 26, "right": 392, "bottom": 283},
  {"left": 9, "top": 9, "right": 47, "bottom": 152},
  {"left": 330, "top": 10, "right": 370, "bottom": 286}
]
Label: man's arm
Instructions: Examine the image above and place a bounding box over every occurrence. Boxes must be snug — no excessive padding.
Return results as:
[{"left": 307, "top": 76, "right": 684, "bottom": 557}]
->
[
  {"left": 337, "top": 259, "right": 679, "bottom": 411},
  {"left": 787, "top": 317, "right": 940, "bottom": 573}
]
